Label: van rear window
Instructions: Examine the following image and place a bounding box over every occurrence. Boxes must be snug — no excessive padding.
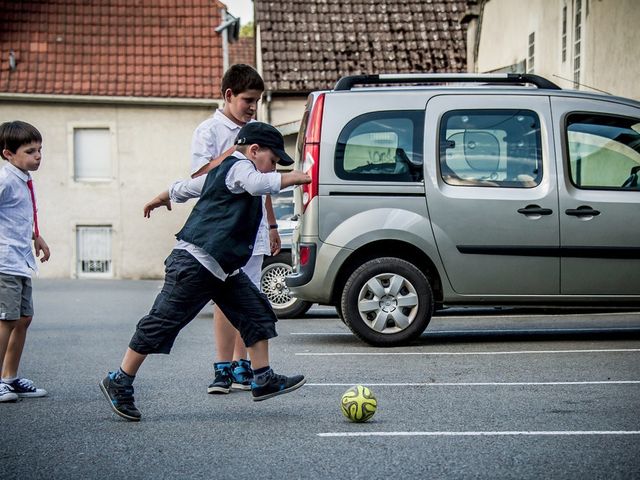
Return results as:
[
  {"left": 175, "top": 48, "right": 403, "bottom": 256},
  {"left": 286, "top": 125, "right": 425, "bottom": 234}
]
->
[{"left": 335, "top": 111, "right": 424, "bottom": 182}]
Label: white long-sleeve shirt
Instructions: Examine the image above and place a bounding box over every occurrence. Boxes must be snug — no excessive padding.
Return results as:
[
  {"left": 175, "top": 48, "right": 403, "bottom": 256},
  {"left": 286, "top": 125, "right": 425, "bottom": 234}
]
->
[{"left": 169, "top": 152, "right": 281, "bottom": 279}]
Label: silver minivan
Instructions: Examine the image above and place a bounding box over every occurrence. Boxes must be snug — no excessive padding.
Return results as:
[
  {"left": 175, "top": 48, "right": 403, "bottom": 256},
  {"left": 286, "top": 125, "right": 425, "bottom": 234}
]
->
[{"left": 287, "top": 73, "right": 640, "bottom": 346}]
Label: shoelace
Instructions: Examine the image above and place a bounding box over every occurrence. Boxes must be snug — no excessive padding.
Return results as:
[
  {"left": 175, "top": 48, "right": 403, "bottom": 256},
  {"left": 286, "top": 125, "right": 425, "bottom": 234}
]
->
[
  {"left": 0, "top": 383, "right": 14, "bottom": 393},
  {"left": 15, "top": 378, "right": 35, "bottom": 391}
]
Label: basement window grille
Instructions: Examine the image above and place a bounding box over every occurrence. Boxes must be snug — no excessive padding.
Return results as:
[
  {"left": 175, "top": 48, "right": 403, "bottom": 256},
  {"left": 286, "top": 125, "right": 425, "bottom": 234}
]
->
[{"left": 76, "top": 226, "right": 112, "bottom": 277}]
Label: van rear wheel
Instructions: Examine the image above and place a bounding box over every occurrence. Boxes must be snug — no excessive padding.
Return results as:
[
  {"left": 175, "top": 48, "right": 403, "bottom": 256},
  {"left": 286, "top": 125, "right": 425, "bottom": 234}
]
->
[{"left": 341, "top": 257, "right": 434, "bottom": 346}]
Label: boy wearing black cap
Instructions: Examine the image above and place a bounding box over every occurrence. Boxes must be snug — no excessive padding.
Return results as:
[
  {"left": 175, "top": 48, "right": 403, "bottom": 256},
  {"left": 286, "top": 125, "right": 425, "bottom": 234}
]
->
[{"left": 100, "top": 122, "right": 311, "bottom": 422}]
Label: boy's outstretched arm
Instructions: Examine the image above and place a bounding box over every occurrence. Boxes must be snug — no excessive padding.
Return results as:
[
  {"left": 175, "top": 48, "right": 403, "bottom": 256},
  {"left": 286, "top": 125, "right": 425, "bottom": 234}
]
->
[
  {"left": 280, "top": 170, "right": 312, "bottom": 189},
  {"left": 143, "top": 190, "right": 171, "bottom": 218}
]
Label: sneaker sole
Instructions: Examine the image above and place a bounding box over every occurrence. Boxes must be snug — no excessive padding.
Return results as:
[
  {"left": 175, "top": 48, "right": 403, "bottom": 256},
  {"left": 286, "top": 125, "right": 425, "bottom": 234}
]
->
[
  {"left": 252, "top": 378, "right": 306, "bottom": 402},
  {"left": 16, "top": 390, "right": 48, "bottom": 398},
  {"left": 99, "top": 380, "right": 141, "bottom": 422},
  {"left": 0, "top": 393, "right": 18, "bottom": 402},
  {"left": 207, "top": 386, "right": 231, "bottom": 394},
  {"left": 231, "top": 382, "right": 252, "bottom": 391}
]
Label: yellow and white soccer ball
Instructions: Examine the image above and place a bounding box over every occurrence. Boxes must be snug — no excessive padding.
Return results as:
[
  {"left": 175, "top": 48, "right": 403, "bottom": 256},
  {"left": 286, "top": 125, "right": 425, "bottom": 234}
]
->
[{"left": 340, "top": 385, "right": 377, "bottom": 422}]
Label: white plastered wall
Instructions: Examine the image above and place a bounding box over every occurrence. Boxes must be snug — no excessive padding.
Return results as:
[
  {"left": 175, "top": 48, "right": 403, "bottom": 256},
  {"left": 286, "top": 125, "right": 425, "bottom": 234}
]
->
[
  {"left": 0, "top": 100, "right": 216, "bottom": 279},
  {"left": 475, "top": 0, "right": 640, "bottom": 100}
]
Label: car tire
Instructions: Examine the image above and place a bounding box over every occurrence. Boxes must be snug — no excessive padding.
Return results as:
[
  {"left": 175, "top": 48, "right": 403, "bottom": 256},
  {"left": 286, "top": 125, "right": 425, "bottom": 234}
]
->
[
  {"left": 341, "top": 257, "right": 434, "bottom": 346},
  {"left": 261, "top": 252, "right": 312, "bottom": 319}
]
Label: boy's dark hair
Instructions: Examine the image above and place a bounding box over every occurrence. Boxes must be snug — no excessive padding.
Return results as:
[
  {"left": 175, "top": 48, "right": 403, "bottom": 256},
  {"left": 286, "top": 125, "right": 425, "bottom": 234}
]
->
[
  {"left": 221, "top": 64, "right": 264, "bottom": 97},
  {"left": 0, "top": 120, "right": 42, "bottom": 160}
]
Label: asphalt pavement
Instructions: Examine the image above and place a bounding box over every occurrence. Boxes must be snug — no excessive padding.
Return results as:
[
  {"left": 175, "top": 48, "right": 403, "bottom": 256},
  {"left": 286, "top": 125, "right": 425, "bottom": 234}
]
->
[{"left": 2, "top": 279, "right": 640, "bottom": 479}]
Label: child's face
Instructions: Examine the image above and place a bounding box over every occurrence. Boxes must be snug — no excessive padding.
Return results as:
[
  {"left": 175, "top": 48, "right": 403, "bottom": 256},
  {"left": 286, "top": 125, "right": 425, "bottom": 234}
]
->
[
  {"left": 224, "top": 89, "right": 262, "bottom": 125},
  {"left": 3, "top": 141, "right": 42, "bottom": 172},
  {"left": 248, "top": 144, "right": 278, "bottom": 173}
]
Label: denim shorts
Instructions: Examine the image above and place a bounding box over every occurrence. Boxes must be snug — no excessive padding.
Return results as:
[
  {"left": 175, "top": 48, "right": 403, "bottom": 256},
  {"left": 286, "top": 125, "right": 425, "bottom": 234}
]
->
[
  {"left": 129, "top": 250, "right": 277, "bottom": 355},
  {"left": 0, "top": 273, "right": 34, "bottom": 321}
]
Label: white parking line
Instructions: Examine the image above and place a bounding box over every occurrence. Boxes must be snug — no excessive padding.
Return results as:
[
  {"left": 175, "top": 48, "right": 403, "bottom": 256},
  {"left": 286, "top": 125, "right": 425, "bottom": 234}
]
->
[
  {"left": 317, "top": 430, "right": 640, "bottom": 438},
  {"left": 296, "top": 348, "right": 640, "bottom": 356},
  {"left": 290, "top": 326, "right": 640, "bottom": 336},
  {"left": 306, "top": 380, "right": 640, "bottom": 387}
]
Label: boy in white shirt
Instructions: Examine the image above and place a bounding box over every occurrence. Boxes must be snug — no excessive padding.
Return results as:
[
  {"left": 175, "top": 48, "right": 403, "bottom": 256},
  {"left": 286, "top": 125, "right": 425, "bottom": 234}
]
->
[
  {"left": 185, "top": 64, "right": 279, "bottom": 393},
  {"left": 0, "top": 121, "right": 50, "bottom": 402}
]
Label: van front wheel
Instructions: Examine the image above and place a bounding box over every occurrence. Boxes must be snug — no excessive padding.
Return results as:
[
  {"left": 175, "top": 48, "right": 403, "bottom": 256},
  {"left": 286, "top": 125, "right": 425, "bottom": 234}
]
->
[{"left": 341, "top": 257, "right": 434, "bottom": 346}]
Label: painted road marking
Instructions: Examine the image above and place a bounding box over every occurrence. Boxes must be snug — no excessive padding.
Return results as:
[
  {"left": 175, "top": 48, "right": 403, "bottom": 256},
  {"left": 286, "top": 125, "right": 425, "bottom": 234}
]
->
[
  {"left": 291, "top": 326, "right": 640, "bottom": 336},
  {"left": 317, "top": 430, "right": 640, "bottom": 438},
  {"left": 296, "top": 348, "right": 640, "bottom": 356},
  {"left": 306, "top": 380, "right": 640, "bottom": 387}
]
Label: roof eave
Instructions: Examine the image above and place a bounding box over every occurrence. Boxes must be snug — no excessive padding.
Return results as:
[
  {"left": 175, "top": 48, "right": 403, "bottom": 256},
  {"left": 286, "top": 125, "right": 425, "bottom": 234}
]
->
[{"left": 0, "top": 92, "right": 221, "bottom": 108}]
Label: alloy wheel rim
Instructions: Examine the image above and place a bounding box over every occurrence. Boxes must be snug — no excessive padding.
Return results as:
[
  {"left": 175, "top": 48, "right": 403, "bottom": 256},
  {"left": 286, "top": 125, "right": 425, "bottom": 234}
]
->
[{"left": 356, "top": 272, "right": 419, "bottom": 334}]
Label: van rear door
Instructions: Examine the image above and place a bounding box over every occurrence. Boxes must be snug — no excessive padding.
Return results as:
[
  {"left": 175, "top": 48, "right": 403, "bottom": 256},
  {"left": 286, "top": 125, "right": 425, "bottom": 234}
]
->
[{"left": 552, "top": 96, "right": 640, "bottom": 296}]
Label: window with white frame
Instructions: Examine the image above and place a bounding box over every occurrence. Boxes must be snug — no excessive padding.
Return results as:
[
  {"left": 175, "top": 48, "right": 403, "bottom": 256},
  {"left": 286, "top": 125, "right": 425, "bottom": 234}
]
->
[
  {"left": 561, "top": 4, "right": 567, "bottom": 63},
  {"left": 573, "top": 0, "right": 582, "bottom": 88},
  {"left": 76, "top": 226, "right": 112, "bottom": 277},
  {"left": 527, "top": 32, "right": 535, "bottom": 73},
  {"left": 73, "top": 128, "right": 112, "bottom": 181}
]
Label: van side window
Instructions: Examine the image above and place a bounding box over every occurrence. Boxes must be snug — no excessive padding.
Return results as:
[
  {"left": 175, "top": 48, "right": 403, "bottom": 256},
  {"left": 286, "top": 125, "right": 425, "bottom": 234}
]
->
[
  {"left": 335, "top": 111, "right": 424, "bottom": 181},
  {"left": 440, "top": 109, "right": 542, "bottom": 188},
  {"left": 566, "top": 113, "right": 640, "bottom": 190}
]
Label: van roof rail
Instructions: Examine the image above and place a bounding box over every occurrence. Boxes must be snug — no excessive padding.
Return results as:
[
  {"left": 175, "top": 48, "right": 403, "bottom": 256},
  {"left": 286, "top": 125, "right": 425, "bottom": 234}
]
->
[{"left": 334, "top": 73, "right": 562, "bottom": 91}]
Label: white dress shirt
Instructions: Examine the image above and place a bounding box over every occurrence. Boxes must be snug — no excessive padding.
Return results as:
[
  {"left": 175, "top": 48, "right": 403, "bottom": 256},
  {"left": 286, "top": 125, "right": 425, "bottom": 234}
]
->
[
  {"left": 0, "top": 163, "right": 37, "bottom": 277},
  {"left": 170, "top": 152, "right": 282, "bottom": 280},
  {"left": 189, "top": 111, "right": 271, "bottom": 256}
]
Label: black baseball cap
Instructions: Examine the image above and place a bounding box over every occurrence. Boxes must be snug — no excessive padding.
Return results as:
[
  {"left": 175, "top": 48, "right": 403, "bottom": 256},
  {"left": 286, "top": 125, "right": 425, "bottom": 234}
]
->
[{"left": 234, "top": 122, "right": 294, "bottom": 166}]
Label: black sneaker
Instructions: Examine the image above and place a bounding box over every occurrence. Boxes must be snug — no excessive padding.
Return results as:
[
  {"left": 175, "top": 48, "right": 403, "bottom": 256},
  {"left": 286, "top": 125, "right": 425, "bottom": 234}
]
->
[
  {"left": 231, "top": 359, "right": 253, "bottom": 391},
  {"left": 251, "top": 370, "right": 306, "bottom": 402},
  {"left": 7, "top": 378, "right": 47, "bottom": 398},
  {"left": 99, "top": 373, "right": 141, "bottom": 422},
  {"left": 207, "top": 363, "right": 232, "bottom": 394},
  {"left": 0, "top": 382, "right": 18, "bottom": 403}
]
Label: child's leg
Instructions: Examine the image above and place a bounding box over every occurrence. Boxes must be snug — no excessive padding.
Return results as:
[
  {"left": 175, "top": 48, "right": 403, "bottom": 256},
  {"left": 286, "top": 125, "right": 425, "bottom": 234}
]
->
[
  {"left": 246, "top": 339, "right": 268, "bottom": 369},
  {"left": 213, "top": 305, "right": 237, "bottom": 362},
  {"left": 0, "top": 320, "right": 16, "bottom": 375},
  {"left": 215, "top": 271, "right": 306, "bottom": 401},
  {"left": 101, "top": 250, "right": 212, "bottom": 420},
  {"left": 120, "top": 347, "right": 147, "bottom": 377},
  {"left": 1, "top": 315, "right": 31, "bottom": 378}
]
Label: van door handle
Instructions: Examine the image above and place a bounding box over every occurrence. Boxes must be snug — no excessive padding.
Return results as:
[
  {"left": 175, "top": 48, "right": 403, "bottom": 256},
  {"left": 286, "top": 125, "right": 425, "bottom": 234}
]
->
[
  {"left": 517, "top": 205, "right": 553, "bottom": 216},
  {"left": 565, "top": 206, "right": 600, "bottom": 217}
]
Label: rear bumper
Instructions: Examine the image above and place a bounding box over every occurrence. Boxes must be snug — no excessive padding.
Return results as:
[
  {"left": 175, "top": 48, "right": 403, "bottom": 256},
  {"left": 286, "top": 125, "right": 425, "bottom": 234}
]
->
[{"left": 285, "top": 243, "right": 316, "bottom": 288}]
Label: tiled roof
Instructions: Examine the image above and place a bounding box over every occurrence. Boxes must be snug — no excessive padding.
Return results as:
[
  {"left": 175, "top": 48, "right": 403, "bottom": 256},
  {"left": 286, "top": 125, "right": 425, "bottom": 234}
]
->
[
  {"left": 255, "top": 0, "right": 468, "bottom": 92},
  {"left": 229, "top": 37, "right": 256, "bottom": 67},
  {"left": 0, "top": 0, "right": 226, "bottom": 99}
]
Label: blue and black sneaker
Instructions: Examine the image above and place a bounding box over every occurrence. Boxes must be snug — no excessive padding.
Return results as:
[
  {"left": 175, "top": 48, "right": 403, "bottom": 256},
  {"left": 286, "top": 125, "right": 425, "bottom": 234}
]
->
[
  {"left": 207, "top": 363, "right": 233, "bottom": 394},
  {"left": 99, "top": 372, "right": 141, "bottom": 422},
  {"left": 251, "top": 369, "right": 306, "bottom": 402},
  {"left": 230, "top": 359, "right": 253, "bottom": 391}
]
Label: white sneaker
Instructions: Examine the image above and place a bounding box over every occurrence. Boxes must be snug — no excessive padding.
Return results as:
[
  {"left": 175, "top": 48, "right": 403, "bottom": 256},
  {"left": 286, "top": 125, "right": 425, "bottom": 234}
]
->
[
  {"left": 6, "top": 378, "right": 47, "bottom": 398},
  {"left": 0, "top": 382, "right": 18, "bottom": 402}
]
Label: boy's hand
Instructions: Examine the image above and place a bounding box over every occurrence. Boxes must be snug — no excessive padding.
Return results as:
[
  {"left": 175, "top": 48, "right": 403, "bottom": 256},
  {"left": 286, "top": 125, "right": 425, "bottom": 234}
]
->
[
  {"left": 34, "top": 235, "right": 50, "bottom": 262},
  {"left": 269, "top": 228, "right": 281, "bottom": 255},
  {"left": 144, "top": 192, "right": 172, "bottom": 218}
]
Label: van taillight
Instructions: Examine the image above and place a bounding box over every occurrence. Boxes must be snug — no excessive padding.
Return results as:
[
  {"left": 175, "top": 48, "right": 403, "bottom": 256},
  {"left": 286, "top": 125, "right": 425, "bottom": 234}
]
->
[
  {"left": 299, "top": 245, "right": 311, "bottom": 266},
  {"left": 301, "top": 93, "right": 324, "bottom": 212}
]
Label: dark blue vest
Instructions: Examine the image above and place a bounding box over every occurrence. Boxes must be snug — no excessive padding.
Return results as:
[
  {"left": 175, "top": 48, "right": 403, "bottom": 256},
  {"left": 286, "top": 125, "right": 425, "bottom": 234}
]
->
[{"left": 176, "top": 156, "right": 263, "bottom": 274}]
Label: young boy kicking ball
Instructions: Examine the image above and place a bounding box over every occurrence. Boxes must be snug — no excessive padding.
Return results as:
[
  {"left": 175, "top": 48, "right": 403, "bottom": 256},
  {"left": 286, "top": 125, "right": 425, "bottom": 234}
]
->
[{"left": 100, "top": 122, "right": 310, "bottom": 421}]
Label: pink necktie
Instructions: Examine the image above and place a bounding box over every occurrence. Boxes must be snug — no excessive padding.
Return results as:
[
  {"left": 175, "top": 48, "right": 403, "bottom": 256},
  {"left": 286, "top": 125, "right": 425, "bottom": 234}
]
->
[{"left": 26, "top": 179, "right": 39, "bottom": 238}]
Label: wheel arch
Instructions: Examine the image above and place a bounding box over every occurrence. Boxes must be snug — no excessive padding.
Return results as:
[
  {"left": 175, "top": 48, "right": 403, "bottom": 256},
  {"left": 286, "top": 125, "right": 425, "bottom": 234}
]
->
[{"left": 330, "top": 240, "right": 443, "bottom": 307}]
